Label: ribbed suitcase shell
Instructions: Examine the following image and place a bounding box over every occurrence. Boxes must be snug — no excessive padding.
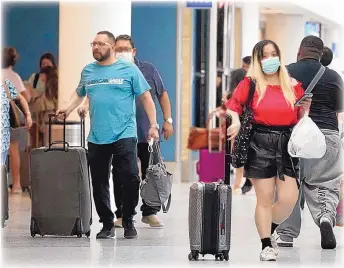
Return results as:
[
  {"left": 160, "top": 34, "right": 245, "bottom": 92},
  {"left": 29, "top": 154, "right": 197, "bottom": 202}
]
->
[
  {"left": 189, "top": 182, "right": 232, "bottom": 259},
  {"left": 188, "top": 115, "right": 232, "bottom": 261}
]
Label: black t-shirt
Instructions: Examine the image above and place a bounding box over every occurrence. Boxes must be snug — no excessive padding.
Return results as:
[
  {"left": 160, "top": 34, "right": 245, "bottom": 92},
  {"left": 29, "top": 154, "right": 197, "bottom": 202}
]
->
[{"left": 287, "top": 58, "right": 343, "bottom": 131}]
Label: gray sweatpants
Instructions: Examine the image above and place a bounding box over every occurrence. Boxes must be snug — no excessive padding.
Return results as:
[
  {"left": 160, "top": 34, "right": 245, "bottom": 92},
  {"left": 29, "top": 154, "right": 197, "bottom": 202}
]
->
[{"left": 277, "top": 129, "right": 343, "bottom": 241}]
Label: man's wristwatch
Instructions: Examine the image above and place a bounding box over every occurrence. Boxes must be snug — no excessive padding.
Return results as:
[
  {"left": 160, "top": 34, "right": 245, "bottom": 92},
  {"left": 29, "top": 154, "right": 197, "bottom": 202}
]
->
[
  {"left": 150, "top": 124, "right": 159, "bottom": 130},
  {"left": 164, "top": 118, "right": 173, "bottom": 124}
]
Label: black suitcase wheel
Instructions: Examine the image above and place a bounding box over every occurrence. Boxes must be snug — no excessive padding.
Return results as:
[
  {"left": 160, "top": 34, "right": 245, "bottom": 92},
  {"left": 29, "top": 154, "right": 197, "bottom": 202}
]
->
[
  {"left": 215, "top": 253, "right": 224, "bottom": 261},
  {"left": 1, "top": 219, "right": 5, "bottom": 229},
  {"left": 188, "top": 251, "right": 199, "bottom": 261},
  {"left": 86, "top": 230, "right": 91, "bottom": 238},
  {"left": 77, "top": 233, "right": 82, "bottom": 238},
  {"left": 222, "top": 251, "right": 229, "bottom": 261}
]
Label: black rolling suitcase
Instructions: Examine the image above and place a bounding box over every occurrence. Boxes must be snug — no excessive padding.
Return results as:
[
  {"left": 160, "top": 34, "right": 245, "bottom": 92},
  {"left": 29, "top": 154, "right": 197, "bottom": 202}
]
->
[
  {"left": 30, "top": 114, "right": 92, "bottom": 237},
  {"left": 188, "top": 115, "right": 232, "bottom": 261}
]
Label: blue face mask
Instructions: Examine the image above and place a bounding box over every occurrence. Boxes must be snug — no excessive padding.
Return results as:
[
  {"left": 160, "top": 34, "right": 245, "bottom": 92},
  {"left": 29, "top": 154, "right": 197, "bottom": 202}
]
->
[{"left": 261, "top": 57, "right": 280, "bottom": 74}]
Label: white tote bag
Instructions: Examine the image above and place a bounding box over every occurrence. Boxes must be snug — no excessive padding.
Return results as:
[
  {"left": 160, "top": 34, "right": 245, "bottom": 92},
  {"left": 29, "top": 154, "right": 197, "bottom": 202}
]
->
[
  {"left": 288, "top": 65, "right": 326, "bottom": 159},
  {"left": 288, "top": 114, "right": 326, "bottom": 159}
]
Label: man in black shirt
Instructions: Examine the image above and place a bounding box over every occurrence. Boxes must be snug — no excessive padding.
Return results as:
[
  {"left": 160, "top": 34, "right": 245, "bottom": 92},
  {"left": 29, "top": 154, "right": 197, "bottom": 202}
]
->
[{"left": 276, "top": 36, "right": 344, "bottom": 250}]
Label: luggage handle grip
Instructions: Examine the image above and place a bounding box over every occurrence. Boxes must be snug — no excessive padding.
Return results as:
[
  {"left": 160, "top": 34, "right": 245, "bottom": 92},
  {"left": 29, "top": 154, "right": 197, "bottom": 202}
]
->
[
  {"left": 207, "top": 110, "right": 223, "bottom": 153},
  {"left": 45, "top": 141, "right": 70, "bottom": 152}
]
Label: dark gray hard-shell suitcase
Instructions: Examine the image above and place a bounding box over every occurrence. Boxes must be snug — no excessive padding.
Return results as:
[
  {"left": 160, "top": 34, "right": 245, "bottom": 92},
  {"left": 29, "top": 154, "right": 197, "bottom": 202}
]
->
[
  {"left": 188, "top": 115, "right": 232, "bottom": 261},
  {"left": 30, "top": 114, "right": 92, "bottom": 237}
]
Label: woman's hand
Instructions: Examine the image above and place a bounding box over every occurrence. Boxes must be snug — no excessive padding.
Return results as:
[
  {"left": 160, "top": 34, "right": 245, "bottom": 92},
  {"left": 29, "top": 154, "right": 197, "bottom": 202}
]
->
[
  {"left": 300, "top": 97, "right": 312, "bottom": 112},
  {"left": 227, "top": 120, "right": 241, "bottom": 140},
  {"left": 26, "top": 113, "right": 33, "bottom": 129},
  {"left": 226, "top": 110, "right": 241, "bottom": 140}
]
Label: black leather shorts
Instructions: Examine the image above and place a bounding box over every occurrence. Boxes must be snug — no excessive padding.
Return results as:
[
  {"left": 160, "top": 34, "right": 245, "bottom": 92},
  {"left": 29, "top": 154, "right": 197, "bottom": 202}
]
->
[{"left": 244, "top": 124, "right": 299, "bottom": 181}]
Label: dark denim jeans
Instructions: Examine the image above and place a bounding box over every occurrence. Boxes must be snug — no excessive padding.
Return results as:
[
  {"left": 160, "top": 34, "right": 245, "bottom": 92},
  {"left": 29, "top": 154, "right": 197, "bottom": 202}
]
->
[{"left": 88, "top": 138, "right": 140, "bottom": 228}]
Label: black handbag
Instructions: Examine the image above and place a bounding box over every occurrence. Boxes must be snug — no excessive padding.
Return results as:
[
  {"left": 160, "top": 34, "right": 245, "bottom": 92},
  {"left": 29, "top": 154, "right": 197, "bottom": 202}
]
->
[{"left": 231, "top": 78, "right": 256, "bottom": 168}]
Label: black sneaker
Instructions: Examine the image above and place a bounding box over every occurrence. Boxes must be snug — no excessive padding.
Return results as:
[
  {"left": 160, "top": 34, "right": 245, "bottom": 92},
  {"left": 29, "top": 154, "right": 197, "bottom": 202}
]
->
[
  {"left": 96, "top": 226, "right": 115, "bottom": 239},
  {"left": 320, "top": 218, "right": 336, "bottom": 249},
  {"left": 123, "top": 220, "right": 138, "bottom": 239}
]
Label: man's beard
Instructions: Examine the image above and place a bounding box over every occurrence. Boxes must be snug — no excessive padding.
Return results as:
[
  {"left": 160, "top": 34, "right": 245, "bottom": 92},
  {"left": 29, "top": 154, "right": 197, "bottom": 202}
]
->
[{"left": 93, "top": 48, "right": 111, "bottom": 62}]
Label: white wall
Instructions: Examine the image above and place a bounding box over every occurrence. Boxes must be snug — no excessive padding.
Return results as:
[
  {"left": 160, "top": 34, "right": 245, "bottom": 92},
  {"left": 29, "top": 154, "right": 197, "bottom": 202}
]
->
[
  {"left": 241, "top": 2, "right": 260, "bottom": 58},
  {"left": 292, "top": 0, "right": 344, "bottom": 27},
  {"left": 265, "top": 14, "right": 305, "bottom": 65},
  {"left": 58, "top": 1, "right": 132, "bottom": 123}
]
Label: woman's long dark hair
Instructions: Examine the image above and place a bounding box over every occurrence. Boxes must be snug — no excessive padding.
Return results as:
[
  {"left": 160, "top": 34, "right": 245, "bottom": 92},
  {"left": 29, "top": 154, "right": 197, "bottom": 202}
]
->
[
  {"left": 41, "top": 66, "right": 58, "bottom": 101},
  {"left": 39, "top": 53, "right": 57, "bottom": 69}
]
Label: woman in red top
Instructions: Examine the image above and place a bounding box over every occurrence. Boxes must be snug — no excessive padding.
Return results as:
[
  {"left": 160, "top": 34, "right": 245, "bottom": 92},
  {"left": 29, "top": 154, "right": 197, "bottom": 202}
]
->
[{"left": 226, "top": 40, "right": 311, "bottom": 261}]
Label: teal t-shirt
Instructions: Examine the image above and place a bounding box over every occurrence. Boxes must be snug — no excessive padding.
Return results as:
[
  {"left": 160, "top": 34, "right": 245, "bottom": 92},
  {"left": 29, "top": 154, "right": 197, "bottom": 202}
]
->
[{"left": 76, "top": 60, "right": 150, "bottom": 144}]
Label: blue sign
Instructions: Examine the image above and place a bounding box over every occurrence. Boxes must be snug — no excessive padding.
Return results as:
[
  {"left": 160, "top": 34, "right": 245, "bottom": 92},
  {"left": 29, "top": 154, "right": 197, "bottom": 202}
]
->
[
  {"left": 305, "top": 22, "right": 321, "bottom": 38},
  {"left": 332, "top": 42, "right": 337, "bottom": 57},
  {"left": 186, "top": 1, "right": 212, "bottom": 8}
]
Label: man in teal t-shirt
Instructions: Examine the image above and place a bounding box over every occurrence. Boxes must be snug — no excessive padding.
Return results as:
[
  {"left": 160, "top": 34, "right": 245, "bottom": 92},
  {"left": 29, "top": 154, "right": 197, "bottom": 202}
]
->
[{"left": 57, "top": 31, "right": 159, "bottom": 240}]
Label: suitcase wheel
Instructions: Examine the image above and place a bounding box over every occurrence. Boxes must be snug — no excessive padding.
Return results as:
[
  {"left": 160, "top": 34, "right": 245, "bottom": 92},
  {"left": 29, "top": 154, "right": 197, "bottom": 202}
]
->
[
  {"left": 188, "top": 251, "right": 199, "bottom": 261},
  {"left": 222, "top": 251, "right": 229, "bottom": 261},
  {"left": 86, "top": 230, "right": 91, "bottom": 238},
  {"left": 1, "top": 219, "right": 5, "bottom": 229},
  {"left": 215, "top": 253, "right": 224, "bottom": 261},
  {"left": 215, "top": 252, "right": 229, "bottom": 261},
  {"left": 77, "top": 233, "right": 82, "bottom": 238}
]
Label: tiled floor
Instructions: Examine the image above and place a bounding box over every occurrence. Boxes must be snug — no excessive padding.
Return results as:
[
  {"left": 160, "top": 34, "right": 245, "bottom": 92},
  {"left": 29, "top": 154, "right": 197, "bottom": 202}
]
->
[{"left": 1, "top": 182, "right": 343, "bottom": 267}]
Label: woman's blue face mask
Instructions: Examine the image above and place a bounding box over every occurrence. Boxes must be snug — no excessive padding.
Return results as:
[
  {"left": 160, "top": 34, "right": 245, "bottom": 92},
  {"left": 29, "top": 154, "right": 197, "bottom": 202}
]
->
[{"left": 261, "top": 57, "right": 280, "bottom": 74}]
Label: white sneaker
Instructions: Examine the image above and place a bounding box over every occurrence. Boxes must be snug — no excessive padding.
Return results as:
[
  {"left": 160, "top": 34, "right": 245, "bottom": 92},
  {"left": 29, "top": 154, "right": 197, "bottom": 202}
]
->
[
  {"left": 276, "top": 236, "right": 293, "bottom": 248},
  {"left": 270, "top": 232, "right": 279, "bottom": 256},
  {"left": 260, "top": 247, "right": 277, "bottom": 261}
]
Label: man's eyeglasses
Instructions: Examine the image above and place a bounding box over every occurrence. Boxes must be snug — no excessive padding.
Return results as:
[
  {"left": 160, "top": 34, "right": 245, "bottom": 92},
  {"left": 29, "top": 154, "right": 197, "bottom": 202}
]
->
[{"left": 90, "top": 42, "right": 112, "bottom": 48}]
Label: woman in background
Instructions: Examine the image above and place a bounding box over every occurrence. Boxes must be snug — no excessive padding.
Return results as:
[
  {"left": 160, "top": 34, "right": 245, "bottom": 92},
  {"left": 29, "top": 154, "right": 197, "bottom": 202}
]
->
[
  {"left": 2, "top": 47, "right": 32, "bottom": 193},
  {"left": 24, "top": 53, "right": 57, "bottom": 148},
  {"left": 31, "top": 67, "right": 58, "bottom": 139},
  {"left": 1, "top": 79, "right": 32, "bottom": 192},
  {"left": 25, "top": 52, "right": 57, "bottom": 97}
]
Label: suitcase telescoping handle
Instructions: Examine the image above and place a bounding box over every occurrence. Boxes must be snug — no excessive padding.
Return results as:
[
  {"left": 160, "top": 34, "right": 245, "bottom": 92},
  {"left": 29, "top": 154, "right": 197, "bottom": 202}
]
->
[
  {"left": 207, "top": 110, "right": 224, "bottom": 153},
  {"left": 46, "top": 113, "right": 86, "bottom": 152},
  {"left": 224, "top": 114, "right": 232, "bottom": 185}
]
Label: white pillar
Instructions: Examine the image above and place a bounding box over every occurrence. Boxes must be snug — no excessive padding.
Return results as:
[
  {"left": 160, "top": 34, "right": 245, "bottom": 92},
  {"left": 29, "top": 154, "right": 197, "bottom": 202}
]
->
[
  {"left": 58, "top": 1, "right": 132, "bottom": 122},
  {"left": 208, "top": 6, "right": 218, "bottom": 121},
  {"left": 265, "top": 14, "right": 304, "bottom": 65},
  {"left": 241, "top": 2, "right": 260, "bottom": 59}
]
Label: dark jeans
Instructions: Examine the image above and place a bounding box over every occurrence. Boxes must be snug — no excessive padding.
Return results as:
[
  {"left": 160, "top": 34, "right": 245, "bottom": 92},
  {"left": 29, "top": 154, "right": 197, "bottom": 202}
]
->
[
  {"left": 88, "top": 138, "right": 140, "bottom": 229},
  {"left": 114, "top": 142, "right": 161, "bottom": 218}
]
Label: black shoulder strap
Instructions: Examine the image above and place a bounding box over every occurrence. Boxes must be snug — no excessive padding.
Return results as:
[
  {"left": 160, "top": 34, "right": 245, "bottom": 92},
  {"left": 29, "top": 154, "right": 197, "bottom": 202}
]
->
[
  {"left": 246, "top": 78, "right": 256, "bottom": 108},
  {"left": 33, "top": 73, "right": 39, "bottom": 89}
]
